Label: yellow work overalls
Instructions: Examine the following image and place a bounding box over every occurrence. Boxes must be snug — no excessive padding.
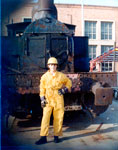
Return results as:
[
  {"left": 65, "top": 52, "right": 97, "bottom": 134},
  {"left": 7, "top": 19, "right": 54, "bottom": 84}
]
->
[{"left": 39, "top": 71, "right": 72, "bottom": 136}]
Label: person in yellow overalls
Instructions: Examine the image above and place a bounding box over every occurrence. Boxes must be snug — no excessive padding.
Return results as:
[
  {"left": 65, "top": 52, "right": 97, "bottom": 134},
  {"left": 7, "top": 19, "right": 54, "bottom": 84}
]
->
[{"left": 35, "top": 57, "right": 72, "bottom": 144}]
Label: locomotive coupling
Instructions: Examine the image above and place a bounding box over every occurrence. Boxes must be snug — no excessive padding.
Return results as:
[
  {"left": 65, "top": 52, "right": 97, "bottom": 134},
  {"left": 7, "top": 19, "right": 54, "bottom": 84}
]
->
[
  {"left": 91, "top": 82, "right": 113, "bottom": 106},
  {"left": 94, "top": 88, "right": 113, "bottom": 106}
]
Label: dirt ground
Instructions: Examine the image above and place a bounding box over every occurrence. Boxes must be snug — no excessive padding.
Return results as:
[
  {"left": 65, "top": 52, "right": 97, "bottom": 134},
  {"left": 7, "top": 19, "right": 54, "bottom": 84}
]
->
[{"left": 1, "top": 99, "right": 118, "bottom": 150}]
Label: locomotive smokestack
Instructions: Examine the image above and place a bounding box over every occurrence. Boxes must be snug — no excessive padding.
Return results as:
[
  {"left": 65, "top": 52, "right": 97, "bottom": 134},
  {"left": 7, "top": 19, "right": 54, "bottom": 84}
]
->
[{"left": 32, "top": 0, "right": 57, "bottom": 21}]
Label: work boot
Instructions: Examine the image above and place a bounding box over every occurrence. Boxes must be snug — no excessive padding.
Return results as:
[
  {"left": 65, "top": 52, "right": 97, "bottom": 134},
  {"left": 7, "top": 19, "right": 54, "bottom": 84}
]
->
[
  {"left": 54, "top": 136, "right": 60, "bottom": 143},
  {"left": 35, "top": 136, "right": 47, "bottom": 145}
]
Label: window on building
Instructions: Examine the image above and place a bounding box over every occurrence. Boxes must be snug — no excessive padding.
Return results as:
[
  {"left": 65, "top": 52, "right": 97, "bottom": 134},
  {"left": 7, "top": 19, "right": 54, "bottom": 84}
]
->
[
  {"left": 101, "top": 45, "right": 113, "bottom": 54},
  {"left": 85, "top": 21, "right": 96, "bottom": 39},
  {"left": 23, "top": 18, "right": 32, "bottom": 22},
  {"left": 89, "top": 45, "right": 97, "bottom": 59},
  {"left": 101, "top": 62, "right": 112, "bottom": 72},
  {"left": 30, "top": 0, "right": 38, "bottom": 3},
  {"left": 101, "top": 22, "right": 112, "bottom": 40}
]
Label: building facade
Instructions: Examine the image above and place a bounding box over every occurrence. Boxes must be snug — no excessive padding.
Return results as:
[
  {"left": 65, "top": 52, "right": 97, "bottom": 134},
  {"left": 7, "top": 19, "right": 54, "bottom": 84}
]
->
[{"left": 2, "top": 2, "right": 118, "bottom": 72}]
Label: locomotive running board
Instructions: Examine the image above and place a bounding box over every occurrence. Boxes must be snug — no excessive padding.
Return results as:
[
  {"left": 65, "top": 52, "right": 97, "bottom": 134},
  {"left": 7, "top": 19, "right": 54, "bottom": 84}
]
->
[{"left": 94, "top": 88, "right": 113, "bottom": 106}]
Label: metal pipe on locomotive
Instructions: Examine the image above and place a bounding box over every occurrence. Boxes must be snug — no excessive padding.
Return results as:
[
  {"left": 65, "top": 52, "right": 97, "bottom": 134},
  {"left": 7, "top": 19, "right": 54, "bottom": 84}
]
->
[{"left": 2, "top": 0, "right": 114, "bottom": 120}]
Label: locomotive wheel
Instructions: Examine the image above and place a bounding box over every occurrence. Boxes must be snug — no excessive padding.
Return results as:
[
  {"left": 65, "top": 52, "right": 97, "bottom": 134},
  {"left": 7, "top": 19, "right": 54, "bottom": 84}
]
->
[{"left": 90, "top": 104, "right": 109, "bottom": 116}]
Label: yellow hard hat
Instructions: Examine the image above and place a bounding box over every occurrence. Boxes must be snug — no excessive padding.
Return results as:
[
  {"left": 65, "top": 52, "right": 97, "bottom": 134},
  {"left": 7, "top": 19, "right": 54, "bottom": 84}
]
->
[{"left": 47, "top": 57, "right": 58, "bottom": 65}]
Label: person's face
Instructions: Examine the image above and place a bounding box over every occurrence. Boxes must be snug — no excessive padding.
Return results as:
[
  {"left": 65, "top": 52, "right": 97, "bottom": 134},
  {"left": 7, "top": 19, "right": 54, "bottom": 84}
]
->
[{"left": 48, "top": 64, "right": 57, "bottom": 72}]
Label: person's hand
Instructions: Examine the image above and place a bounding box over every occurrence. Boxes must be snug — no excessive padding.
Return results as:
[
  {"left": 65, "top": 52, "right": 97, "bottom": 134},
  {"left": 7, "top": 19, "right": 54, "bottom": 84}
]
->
[
  {"left": 58, "top": 87, "right": 68, "bottom": 95},
  {"left": 40, "top": 96, "right": 48, "bottom": 108}
]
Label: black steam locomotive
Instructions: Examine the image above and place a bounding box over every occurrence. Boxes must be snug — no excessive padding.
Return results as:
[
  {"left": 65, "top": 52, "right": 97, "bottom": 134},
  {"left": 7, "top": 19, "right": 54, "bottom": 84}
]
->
[{"left": 2, "top": 0, "right": 113, "bottom": 120}]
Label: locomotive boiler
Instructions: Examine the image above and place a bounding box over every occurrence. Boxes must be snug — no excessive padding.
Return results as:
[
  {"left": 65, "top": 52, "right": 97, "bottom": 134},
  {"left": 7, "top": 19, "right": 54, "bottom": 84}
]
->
[{"left": 2, "top": 0, "right": 114, "bottom": 121}]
